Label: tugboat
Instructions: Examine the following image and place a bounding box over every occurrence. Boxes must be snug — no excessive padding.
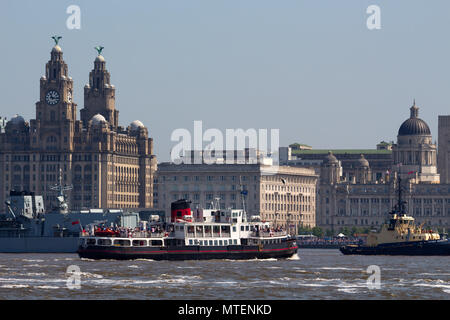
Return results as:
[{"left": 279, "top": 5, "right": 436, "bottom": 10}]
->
[
  {"left": 77, "top": 199, "right": 298, "bottom": 260},
  {"left": 340, "top": 177, "right": 450, "bottom": 256}
]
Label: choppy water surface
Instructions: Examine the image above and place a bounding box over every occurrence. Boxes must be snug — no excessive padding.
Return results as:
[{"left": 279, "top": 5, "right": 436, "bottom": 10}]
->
[{"left": 0, "top": 249, "right": 448, "bottom": 299}]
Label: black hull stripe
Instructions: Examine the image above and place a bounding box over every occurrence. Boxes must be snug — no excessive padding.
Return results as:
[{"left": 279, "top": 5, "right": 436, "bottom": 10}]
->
[{"left": 79, "top": 246, "right": 298, "bottom": 255}]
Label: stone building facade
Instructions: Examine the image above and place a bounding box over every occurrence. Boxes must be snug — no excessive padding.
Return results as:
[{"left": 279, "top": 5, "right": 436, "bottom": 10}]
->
[
  {"left": 0, "top": 41, "right": 157, "bottom": 211},
  {"left": 438, "top": 115, "right": 450, "bottom": 184},
  {"left": 316, "top": 103, "right": 449, "bottom": 232},
  {"left": 392, "top": 102, "right": 439, "bottom": 183},
  {"left": 155, "top": 163, "right": 318, "bottom": 231},
  {"left": 280, "top": 147, "right": 392, "bottom": 184}
]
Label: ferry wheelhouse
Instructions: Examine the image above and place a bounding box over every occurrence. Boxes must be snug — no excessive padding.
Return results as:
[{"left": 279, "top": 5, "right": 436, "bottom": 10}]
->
[{"left": 77, "top": 200, "right": 298, "bottom": 260}]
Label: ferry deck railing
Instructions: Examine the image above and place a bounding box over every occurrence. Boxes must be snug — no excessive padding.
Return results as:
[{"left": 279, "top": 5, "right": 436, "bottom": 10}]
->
[{"left": 253, "top": 231, "right": 287, "bottom": 237}]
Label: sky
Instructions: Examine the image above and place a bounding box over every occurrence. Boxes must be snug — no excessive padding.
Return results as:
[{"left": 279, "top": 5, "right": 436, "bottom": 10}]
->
[{"left": 1, "top": 0, "right": 450, "bottom": 161}]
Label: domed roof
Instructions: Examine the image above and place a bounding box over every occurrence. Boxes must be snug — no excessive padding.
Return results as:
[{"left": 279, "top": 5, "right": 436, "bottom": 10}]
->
[
  {"left": 9, "top": 114, "right": 25, "bottom": 126},
  {"left": 323, "top": 151, "right": 338, "bottom": 165},
  {"left": 52, "top": 45, "right": 62, "bottom": 53},
  {"left": 95, "top": 55, "right": 105, "bottom": 62},
  {"left": 91, "top": 114, "right": 107, "bottom": 126},
  {"left": 130, "top": 120, "right": 145, "bottom": 131},
  {"left": 398, "top": 103, "right": 431, "bottom": 136},
  {"left": 357, "top": 154, "right": 369, "bottom": 168}
]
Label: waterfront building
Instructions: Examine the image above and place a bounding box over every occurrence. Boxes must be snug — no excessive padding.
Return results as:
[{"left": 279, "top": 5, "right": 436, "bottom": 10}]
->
[
  {"left": 280, "top": 145, "right": 392, "bottom": 184},
  {"left": 154, "top": 161, "right": 318, "bottom": 231},
  {"left": 0, "top": 40, "right": 157, "bottom": 211},
  {"left": 315, "top": 103, "right": 449, "bottom": 232},
  {"left": 438, "top": 115, "right": 450, "bottom": 184},
  {"left": 392, "top": 102, "right": 439, "bottom": 183}
]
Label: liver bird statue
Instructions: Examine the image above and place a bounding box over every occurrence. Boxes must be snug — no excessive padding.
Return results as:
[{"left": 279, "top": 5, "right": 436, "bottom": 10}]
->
[
  {"left": 52, "top": 36, "right": 62, "bottom": 45},
  {"left": 95, "top": 46, "right": 105, "bottom": 55}
]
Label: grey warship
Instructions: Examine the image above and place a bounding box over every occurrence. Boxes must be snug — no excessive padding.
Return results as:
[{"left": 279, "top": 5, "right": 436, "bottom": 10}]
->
[{"left": 0, "top": 178, "right": 140, "bottom": 253}]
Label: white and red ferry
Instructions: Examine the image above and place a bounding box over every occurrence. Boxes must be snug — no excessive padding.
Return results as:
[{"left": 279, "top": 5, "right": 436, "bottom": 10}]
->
[{"left": 77, "top": 200, "right": 298, "bottom": 260}]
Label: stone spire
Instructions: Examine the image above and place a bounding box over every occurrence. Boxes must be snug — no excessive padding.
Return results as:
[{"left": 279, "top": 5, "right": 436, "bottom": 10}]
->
[
  {"left": 46, "top": 36, "right": 68, "bottom": 80},
  {"left": 81, "top": 47, "right": 119, "bottom": 129},
  {"left": 410, "top": 99, "right": 419, "bottom": 118}
]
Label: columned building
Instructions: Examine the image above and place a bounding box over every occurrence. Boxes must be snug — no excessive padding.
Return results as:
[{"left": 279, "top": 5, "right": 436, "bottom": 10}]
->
[
  {"left": 438, "top": 115, "right": 450, "bottom": 184},
  {"left": 316, "top": 103, "right": 449, "bottom": 233},
  {"left": 155, "top": 163, "right": 318, "bottom": 230},
  {"left": 0, "top": 40, "right": 157, "bottom": 211},
  {"left": 392, "top": 102, "right": 439, "bottom": 183}
]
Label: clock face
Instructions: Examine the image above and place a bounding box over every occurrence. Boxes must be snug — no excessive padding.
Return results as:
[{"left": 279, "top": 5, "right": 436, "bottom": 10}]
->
[{"left": 45, "top": 90, "right": 60, "bottom": 105}]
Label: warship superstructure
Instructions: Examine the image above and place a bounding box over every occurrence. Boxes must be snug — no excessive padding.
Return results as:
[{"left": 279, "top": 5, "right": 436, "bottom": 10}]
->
[{"left": 0, "top": 187, "right": 140, "bottom": 253}]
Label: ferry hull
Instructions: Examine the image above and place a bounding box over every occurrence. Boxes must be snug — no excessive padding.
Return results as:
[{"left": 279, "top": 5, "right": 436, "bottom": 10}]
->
[
  {"left": 77, "top": 241, "right": 298, "bottom": 261},
  {"left": 0, "top": 237, "right": 79, "bottom": 253},
  {"left": 340, "top": 239, "right": 450, "bottom": 256}
]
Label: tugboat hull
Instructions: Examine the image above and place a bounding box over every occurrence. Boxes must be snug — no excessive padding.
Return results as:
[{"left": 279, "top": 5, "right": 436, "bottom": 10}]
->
[
  {"left": 78, "top": 241, "right": 298, "bottom": 261},
  {"left": 340, "top": 239, "right": 450, "bottom": 256}
]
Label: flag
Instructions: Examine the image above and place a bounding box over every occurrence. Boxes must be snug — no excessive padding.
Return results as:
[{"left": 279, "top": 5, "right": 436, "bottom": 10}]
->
[{"left": 72, "top": 220, "right": 80, "bottom": 225}]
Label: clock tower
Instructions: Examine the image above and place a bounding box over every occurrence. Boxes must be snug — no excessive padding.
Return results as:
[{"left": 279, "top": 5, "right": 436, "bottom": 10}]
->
[
  {"left": 80, "top": 48, "right": 119, "bottom": 129},
  {"left": 32, "top": 38, "right": 77, "bottom": 151}
]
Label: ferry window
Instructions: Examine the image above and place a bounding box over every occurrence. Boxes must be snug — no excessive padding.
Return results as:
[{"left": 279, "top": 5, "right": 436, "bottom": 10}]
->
[
  {"left": 98, "top": 239, "right": 112, "bottom": 246},
  {"left": 189, "top": 239, "right": 193, "bottom": 245},
  {"left": 116, "top": 240, "right": 131, "bottom": 247},
  {"left": 219, "top": 240, "right": 223, "bottom": 246},
  {"left": 214, "top": 240, "right": 218, "bottom": 246},
  {"left": 87, "top": 239, "right": 96, "bottom": 246},
  {"left": 198, "top": 240, "right": 203, "bottom": 245},
  {"left": 234, "top": 239, "right": 237, "bottom": 244},
  {"left": 209, "top": 240, "right": 213, "bottom": 246},
  {"left": 132, "top": 240, "right": 147, "bottom": 247},
  {"left": 241, "top": 226, "right": 244, "bottom": 231},
  {"left": 245, "top": 226, "right": 249, "bottom": 231},
  {"left": 224, "top": 240, "right": 228, "bottom": 245},
  {"left": 151, "top": 240, "right": 163, "bottom": 246},
  {"left": 233, "top": 227, "right": 236, "bottom": 232},
  {"left": 180, "top": 226, "right": 184, "bottom": 230}
]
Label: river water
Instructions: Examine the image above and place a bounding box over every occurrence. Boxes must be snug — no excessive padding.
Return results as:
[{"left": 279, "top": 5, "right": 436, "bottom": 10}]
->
[{"left": 0, "top": 249, "right": 448, "bottom": 300}]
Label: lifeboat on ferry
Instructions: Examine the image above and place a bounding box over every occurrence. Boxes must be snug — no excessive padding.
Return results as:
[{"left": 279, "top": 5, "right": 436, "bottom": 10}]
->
[{"left": 94, "top": 227, "right": 120, "bottom": 237}]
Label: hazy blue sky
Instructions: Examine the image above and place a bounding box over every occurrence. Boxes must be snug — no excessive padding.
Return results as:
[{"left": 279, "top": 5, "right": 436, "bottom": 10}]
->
[{"left": 1, "top": 1, "right": 450, "bottom": 161}]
